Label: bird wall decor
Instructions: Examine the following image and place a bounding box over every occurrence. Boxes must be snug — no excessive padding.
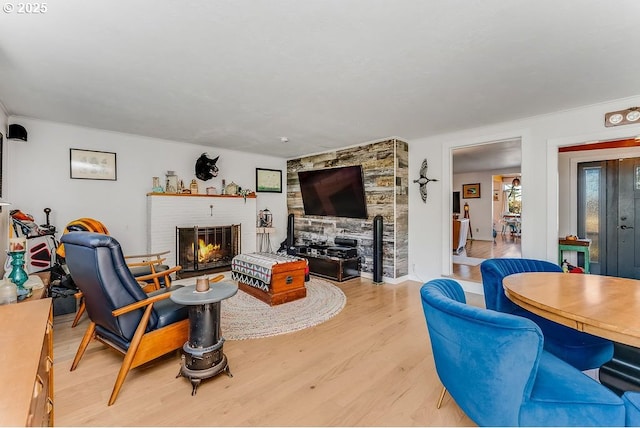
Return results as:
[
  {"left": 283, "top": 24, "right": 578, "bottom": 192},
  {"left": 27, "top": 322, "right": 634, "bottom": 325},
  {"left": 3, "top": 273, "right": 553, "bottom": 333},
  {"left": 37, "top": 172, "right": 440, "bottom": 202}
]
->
[{"left": 413, "top": 158, "right": 439, "bottom": 203}]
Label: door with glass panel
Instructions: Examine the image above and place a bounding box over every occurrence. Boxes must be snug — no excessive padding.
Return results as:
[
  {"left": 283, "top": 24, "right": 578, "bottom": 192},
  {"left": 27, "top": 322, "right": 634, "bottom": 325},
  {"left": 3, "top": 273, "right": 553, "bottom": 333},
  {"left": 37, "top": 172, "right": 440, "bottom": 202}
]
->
[{"left": 578, "top": 158, "right": 640, "bottom": 278}]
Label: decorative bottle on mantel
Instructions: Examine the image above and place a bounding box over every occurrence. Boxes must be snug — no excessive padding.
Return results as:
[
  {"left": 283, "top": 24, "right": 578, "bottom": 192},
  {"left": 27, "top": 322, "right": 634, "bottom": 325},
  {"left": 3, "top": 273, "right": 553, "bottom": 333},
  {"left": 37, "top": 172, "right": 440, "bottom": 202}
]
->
[{"left": 190, "top": 179, "right": 199, "bottom": 195}]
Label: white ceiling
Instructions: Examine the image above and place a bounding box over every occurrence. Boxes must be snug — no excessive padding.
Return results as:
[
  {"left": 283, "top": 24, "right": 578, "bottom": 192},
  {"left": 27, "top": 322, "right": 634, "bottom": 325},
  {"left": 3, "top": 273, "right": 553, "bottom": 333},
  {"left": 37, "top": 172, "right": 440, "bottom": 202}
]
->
[{"left": 1, "top": 0, "right": 639, "bottom": 159}]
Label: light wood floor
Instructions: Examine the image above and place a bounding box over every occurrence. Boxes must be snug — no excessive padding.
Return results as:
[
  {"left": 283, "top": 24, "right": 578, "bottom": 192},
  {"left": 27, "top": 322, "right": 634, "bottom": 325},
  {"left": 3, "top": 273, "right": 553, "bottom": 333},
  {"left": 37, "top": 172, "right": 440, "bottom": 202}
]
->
[
  {"left": 451, "top": 234, "right": 522, "bottom": 283},
  {"left": 52, "top": 276, "right": 476, "bottom": 426}
]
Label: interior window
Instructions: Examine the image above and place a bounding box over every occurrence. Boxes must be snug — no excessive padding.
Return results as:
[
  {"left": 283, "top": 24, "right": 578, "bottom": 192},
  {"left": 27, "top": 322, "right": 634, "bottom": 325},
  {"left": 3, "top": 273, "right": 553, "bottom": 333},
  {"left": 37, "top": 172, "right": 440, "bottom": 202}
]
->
[{"left": 503, "top": 183, "right": 522, "bottom": 214}]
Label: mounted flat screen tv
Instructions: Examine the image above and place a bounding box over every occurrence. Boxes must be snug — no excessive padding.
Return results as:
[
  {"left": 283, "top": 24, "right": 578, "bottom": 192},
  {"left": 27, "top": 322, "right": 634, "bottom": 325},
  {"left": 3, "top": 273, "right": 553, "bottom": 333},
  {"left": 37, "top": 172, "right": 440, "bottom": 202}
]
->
[{"left": 298, "top": 165, "right": 368, "bottom": 219}]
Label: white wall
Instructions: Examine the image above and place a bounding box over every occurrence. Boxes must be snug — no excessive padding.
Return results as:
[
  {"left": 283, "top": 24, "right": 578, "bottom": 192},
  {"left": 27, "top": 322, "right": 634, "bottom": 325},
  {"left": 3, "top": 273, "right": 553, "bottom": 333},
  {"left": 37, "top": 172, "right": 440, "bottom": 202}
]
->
[
  {"left": 408, "top": 95, "right": 640, "bottom": 292},
  {"left": 453, "top": 169, "right": 521, "bottom": 241},
  {"left": 452, "top": 171, "right": 494, "bottom": 241},
  {"left": 6, "top": 95, "right": 640, "bottom": 291},
  {"left": 0, "top": 110, "right": 8, "bottom": 272},
  {"left": 5, "top": 117, "right": 287, "bottom": 255}
]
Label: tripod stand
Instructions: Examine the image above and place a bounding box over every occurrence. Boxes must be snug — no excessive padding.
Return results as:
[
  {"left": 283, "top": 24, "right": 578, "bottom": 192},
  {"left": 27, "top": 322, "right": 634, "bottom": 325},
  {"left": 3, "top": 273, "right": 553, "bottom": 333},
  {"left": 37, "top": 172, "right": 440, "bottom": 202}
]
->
[{"left": 463, "top": 202, "right": 472, "bottom": 239}]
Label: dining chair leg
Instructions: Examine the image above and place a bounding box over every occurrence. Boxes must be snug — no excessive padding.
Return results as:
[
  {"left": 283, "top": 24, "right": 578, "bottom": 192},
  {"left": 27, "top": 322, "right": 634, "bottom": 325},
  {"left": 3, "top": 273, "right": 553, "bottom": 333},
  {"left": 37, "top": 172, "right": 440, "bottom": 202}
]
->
[{"left": 437, "top": 386, "right": 448, "bottom": 409}]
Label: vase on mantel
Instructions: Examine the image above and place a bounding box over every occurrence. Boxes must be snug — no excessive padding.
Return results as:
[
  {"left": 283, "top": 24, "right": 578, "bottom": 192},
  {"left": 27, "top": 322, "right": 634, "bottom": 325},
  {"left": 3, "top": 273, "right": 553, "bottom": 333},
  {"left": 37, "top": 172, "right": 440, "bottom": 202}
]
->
[
  {"left": 166, "top": 171, "right": 178, "bottom": 194},
  {"left": 152, "top": 176, "right": 164, "bottom": 193}
]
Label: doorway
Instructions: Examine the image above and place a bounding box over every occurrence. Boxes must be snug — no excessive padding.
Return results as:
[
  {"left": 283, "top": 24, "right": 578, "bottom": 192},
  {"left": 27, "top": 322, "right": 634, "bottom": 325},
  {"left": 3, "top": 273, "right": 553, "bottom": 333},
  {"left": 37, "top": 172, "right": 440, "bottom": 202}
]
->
[
  {"left": 577, "top": 157, "right": 640, "bottom": 278},
  {"left": 451, "top": 139, "right": 522, "bottom": 282}
]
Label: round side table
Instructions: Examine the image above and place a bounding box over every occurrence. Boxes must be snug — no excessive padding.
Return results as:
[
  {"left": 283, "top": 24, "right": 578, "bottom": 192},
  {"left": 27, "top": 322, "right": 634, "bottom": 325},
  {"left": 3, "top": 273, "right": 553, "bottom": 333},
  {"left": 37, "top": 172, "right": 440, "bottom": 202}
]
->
[{"left": 170, "top": 281, "right": 238, "bottom": 395}]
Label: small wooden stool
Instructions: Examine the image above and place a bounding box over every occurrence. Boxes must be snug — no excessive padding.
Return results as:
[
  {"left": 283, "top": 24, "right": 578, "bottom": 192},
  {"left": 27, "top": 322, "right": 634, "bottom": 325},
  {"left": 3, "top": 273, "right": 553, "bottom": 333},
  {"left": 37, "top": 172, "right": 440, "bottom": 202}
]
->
[{"left": 558, "top": 238, "right": 591, "bottom": 274}]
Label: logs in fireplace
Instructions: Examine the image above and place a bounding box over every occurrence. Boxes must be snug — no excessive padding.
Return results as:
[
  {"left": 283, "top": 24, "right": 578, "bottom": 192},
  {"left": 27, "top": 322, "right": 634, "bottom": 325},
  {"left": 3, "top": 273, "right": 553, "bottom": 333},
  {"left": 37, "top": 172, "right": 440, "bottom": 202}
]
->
[{"left": 176, "top": 225, "right": 241, "bottom": 274}]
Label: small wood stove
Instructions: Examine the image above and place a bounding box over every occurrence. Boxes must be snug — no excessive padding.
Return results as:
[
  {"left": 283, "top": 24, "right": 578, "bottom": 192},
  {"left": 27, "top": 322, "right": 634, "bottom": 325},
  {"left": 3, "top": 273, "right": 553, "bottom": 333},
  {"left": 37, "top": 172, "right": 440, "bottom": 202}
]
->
[{"left": 170, "top": 281, "right": 238, "bottom": 395}]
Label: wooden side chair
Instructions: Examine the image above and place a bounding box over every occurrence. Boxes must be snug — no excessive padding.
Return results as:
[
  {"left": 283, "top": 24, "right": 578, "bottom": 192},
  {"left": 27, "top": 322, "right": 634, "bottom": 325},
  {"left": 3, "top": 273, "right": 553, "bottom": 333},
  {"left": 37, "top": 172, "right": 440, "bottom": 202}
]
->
[{"left": 61, "top": 231, "right": 190, "bottom": 406}]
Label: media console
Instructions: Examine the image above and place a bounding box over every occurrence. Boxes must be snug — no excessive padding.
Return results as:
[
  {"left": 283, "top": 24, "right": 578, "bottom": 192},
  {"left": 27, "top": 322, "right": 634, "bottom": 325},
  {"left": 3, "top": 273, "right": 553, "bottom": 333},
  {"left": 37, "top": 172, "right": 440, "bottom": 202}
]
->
[
  {"left": 291, "top": 237, "right": 361, "bottom": 282},
  {"left": 296, "top": 252, "right": 360, "bottom": 282}
]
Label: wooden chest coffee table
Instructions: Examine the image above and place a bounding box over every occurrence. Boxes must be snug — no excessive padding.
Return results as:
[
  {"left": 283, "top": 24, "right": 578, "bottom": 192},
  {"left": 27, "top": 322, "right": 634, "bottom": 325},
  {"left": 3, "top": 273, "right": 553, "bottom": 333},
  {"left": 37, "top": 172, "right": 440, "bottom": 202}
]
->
[{"left": 231, "top": 253, "right": 307, "bottom": 305}]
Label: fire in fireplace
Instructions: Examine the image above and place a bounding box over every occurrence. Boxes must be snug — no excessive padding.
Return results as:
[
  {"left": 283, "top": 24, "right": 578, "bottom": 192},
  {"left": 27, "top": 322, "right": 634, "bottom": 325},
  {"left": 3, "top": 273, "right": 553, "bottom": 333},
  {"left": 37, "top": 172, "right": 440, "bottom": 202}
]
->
[{"left": 176, "top": 225, "right": 241, "bottom": 274}]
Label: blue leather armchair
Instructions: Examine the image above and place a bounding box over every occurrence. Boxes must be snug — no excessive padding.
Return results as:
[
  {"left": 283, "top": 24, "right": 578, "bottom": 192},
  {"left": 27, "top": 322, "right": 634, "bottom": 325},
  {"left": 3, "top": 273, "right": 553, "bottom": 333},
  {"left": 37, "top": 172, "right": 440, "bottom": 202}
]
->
[
  {"left": 61, "top": 232, "right": 189, "bottom": 405},
  {"left": 421, "top": 278, "right": 625, "bottom": 426},
  {"left": 480, "top": 258, "right": 613, "bottom": 371}
]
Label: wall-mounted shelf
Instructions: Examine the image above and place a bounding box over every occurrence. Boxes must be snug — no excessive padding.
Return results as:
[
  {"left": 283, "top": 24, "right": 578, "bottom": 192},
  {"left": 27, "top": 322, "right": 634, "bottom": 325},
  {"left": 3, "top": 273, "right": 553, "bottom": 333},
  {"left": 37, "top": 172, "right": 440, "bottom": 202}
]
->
[{"left": 146, "top": 192, "right": 256, "bottom": 199}]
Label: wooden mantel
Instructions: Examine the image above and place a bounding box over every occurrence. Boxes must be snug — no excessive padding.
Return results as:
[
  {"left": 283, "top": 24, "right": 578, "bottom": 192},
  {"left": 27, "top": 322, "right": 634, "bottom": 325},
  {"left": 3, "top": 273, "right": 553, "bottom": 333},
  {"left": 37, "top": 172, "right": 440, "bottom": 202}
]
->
[{"left": 146, "top": 192, "right": 257, "bottom": 199}]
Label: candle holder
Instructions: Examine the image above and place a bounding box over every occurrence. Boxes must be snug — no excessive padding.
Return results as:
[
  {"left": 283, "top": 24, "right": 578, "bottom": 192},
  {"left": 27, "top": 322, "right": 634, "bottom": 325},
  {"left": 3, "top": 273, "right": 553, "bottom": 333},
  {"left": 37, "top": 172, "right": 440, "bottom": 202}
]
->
[{"left": 8, "top": 250, "right": 30, "bottom": 300}]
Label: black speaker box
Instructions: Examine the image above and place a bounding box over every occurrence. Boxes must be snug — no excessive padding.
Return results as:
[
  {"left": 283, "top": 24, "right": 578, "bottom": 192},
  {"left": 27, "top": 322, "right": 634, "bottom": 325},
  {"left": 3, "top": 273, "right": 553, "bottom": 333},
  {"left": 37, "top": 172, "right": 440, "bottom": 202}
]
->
[
  {"left": 286, "top": 213, "right": 295, "bottom": 248},
  {"left": 373, "top": 215, "right": 383, "bottom": 283}
]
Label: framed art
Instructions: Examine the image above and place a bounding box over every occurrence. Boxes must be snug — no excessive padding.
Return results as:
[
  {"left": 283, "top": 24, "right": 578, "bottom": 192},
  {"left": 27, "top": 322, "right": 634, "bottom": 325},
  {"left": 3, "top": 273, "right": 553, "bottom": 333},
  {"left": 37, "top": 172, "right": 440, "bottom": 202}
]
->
[
  {"left": 256, "top": 168, "right": 282, "bottom": 193},
  {"left": 70, "top": 148, "right": 117, "bottom": 180},
  {"left": 462, "top": 183, "right": 481, "bottom": 199}
]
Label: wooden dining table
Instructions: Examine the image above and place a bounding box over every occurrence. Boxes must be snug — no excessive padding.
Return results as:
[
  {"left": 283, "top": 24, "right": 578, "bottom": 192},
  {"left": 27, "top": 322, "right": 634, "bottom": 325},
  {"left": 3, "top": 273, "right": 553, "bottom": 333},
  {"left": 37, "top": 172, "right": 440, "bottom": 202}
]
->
[{"left": 503, "top": 272, "right": 640, "bottom": 347}]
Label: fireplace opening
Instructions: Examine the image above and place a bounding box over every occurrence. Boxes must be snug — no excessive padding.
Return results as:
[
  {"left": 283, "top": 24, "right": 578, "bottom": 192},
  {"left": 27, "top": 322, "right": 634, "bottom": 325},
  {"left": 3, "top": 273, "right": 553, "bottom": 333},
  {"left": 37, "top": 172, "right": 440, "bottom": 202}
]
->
[{"left": 176, "top": 225, "right": 241, "bottom": 277}]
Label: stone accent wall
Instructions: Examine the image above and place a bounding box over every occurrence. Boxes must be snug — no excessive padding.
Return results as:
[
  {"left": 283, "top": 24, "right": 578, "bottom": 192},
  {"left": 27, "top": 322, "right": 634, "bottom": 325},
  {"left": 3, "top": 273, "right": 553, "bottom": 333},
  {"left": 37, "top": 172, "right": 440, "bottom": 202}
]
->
[{"left": 286, "top": 138, "right": 408, "bottom": 279}]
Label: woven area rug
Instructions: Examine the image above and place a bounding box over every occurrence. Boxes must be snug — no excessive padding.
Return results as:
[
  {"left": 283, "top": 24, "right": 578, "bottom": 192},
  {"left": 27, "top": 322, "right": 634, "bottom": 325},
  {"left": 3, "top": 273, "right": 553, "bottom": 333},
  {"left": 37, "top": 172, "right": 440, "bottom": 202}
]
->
[{"left": 220, "top": 277, "right": 346, "bottom": 340}]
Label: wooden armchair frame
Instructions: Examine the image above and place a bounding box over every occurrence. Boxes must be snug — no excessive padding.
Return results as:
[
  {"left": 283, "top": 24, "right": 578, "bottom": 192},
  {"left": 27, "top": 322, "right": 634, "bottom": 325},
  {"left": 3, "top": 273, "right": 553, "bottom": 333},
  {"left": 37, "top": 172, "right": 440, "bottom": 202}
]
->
[
  {"left": 70, "top": 287, "right": 188, "bottom": 406},
  {"left": 70, "top": 274, "right": 226, "bottom": 405}
]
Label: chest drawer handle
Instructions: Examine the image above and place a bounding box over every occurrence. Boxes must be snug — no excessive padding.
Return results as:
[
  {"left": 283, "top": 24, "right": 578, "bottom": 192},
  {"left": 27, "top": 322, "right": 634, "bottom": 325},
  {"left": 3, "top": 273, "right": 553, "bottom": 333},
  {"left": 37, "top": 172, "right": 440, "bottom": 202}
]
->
[
  {"left": 46, "top": 397, "right": 54, "bottom": 414},
  {"left": 33, "top": 375, "right": 44, "bottom": 398},
  {"left": 46, "top": 356, "right": 53, "bottom": 372}
]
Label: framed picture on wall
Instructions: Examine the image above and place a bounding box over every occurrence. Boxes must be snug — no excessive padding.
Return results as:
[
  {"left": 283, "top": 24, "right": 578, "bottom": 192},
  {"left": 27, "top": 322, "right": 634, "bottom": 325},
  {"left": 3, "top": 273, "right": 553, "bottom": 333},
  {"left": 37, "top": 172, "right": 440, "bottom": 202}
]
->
[
  {"left": 462, "top": 183, "right": 481, "bottom": 199},
  {"left": 256, "top": 168, "right": 282, "bottom": 193},
  {"left": 70, "top": 148, "right": 117, "bottom": 180}
]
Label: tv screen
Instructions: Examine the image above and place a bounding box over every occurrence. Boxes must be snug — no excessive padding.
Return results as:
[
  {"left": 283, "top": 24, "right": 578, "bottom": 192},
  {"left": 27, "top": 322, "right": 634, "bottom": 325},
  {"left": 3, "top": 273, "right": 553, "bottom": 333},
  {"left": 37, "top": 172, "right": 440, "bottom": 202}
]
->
[
  {"left": 453, "top": 191, "right": 461, "bottom": 214},
  {"left": 298, "top": 165, "right": 368, "bottom": 219}
]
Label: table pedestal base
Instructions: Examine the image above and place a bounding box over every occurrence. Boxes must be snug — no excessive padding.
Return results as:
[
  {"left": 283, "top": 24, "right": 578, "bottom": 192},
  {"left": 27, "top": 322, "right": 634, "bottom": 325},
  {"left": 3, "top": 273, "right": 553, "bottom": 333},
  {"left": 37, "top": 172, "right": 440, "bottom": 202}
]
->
[
  {"left": 177, "top": 351, "right": 232, "bottom": 396},
  {"left": 176, "top": 301, "right": 232, "bottom": 395},
  {"left": 599, "top": 343, "right": 640, "bottom": 396},
  {"left": 169, "top": 282, "right": 238, "bottom": 396}
]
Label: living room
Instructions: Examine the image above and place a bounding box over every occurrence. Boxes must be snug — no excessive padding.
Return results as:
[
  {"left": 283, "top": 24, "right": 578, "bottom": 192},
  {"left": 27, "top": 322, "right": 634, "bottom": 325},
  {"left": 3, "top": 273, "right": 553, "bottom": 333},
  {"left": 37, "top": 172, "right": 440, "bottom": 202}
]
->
[{"left": 2, "top": 1, "right": 640, "bottom": 426}]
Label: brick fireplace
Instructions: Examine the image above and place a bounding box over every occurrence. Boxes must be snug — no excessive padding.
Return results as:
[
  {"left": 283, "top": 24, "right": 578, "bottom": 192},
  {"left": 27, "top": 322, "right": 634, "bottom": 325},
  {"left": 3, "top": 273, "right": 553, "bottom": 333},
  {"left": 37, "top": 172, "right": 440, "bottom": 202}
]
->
[
  {"left": 176, "top": 225, "right": 241, "bottom": 274},
  {"left": 147, "top": 194, "right": 257, "bottom": 269}
]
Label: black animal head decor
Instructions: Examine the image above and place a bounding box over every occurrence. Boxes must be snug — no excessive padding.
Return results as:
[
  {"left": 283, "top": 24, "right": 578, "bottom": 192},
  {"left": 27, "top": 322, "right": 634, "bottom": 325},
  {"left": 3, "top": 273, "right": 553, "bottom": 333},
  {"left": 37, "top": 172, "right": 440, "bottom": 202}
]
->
[{"left": 195, "top": 153, "right": 219, "bottom": 181}]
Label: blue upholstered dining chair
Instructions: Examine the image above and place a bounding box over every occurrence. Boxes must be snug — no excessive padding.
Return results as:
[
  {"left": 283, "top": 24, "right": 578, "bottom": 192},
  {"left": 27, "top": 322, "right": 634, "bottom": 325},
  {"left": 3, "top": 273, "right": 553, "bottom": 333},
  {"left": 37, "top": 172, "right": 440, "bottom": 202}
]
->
[
  {"left": 480, "top": 258, "right": 613, "bottom": 371},
  {"left": 622, "top": 392, "right": 640, "bottom": 426},
  {"left": 420, "top": 278, "right": 625, "bottom": 427}
]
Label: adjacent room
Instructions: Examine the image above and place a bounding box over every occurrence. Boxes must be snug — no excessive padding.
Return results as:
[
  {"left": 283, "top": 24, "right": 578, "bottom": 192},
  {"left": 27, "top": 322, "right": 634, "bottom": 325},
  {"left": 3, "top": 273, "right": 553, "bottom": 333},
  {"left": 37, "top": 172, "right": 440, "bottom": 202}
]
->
[{"left": 2, "top": 1, "right": 640, "bottom": 426}]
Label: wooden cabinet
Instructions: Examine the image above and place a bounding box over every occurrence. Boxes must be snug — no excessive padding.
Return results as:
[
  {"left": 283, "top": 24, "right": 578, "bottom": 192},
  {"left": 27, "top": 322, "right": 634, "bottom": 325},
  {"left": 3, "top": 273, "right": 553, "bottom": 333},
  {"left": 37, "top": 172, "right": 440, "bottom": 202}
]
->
[{"left": 0, "top": 298, "right": 53, "bottom": 426}]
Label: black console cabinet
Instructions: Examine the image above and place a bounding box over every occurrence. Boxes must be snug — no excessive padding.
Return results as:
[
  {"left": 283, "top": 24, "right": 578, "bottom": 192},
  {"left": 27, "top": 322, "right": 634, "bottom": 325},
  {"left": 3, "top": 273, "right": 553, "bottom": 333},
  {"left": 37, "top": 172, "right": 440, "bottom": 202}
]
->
[{"left": 298, "top": 253, "right": 360, "bottom": 282}]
